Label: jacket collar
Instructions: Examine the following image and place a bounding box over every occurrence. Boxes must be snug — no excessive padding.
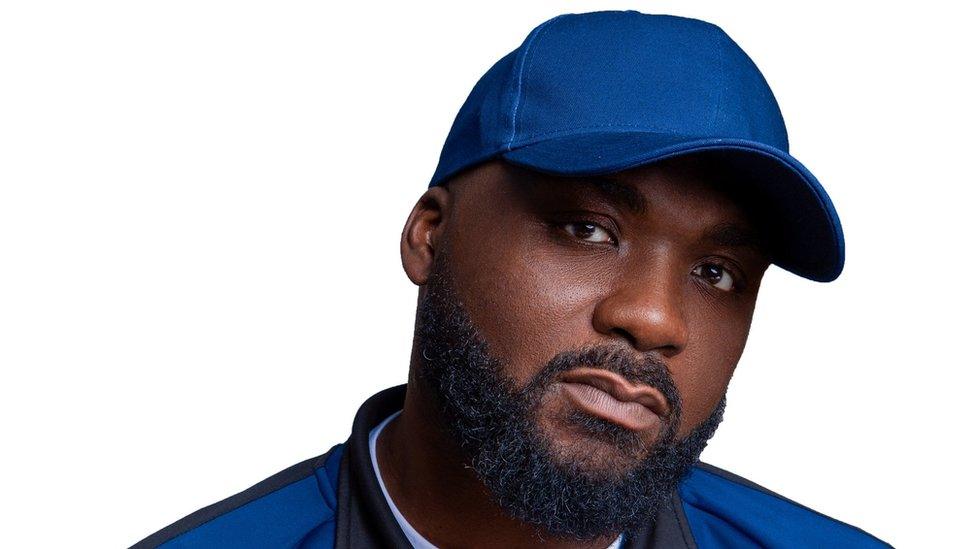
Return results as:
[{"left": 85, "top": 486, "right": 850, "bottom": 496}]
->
[{"left": 333, "top": 385, "right": 697, "bottom": 549}]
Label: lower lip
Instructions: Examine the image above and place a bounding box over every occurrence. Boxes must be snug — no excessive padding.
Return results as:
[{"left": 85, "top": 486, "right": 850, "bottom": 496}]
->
[{"left": 558, "top": 381, "right": 662, "bottom": 432}]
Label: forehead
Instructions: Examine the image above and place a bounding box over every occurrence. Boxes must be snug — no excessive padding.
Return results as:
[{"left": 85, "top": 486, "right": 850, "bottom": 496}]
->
[
  {"left": 442, "top": 157, "right": 773, "bottom": 264},
  {"left": 491, "top": 156, "right": 764, "bottom": 236},
  {"left": 440, "top": 160, "right": 770, "bottom": 273}
]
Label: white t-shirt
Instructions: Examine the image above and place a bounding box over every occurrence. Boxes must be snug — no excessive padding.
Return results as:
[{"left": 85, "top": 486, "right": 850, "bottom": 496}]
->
[{"left": 368, "top": 410, "right": 625, "bottom": 549}]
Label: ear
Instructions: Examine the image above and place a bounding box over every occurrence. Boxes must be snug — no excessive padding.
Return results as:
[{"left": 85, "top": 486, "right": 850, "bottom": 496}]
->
[{"left": 400, "top": 185, "right": 452, "bottom": 286}]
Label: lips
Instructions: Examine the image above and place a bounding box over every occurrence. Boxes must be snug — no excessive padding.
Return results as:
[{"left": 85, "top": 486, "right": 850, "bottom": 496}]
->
[{"left": 557, "top": 367, "right": 671, "bottom": 432}]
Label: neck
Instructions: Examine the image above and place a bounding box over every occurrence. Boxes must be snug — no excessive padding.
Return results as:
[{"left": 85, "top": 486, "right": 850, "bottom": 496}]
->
[{"left": 375, "top": 377, "right": 619, "bottom": 549}]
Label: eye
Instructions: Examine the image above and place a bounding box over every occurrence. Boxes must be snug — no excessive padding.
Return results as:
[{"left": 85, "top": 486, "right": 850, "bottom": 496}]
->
[
  {"left": 561, "top": 221, "right": 615, "bottom": 244},
  {"left": 693, "top": 262, "right": 736, "bottom": 292}
]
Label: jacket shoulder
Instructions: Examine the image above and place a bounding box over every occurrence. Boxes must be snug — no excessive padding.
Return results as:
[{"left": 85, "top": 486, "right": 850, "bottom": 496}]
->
[
  {"left": 678, "top": 462, "right": 891, "bottom": 548},
  {"left": 131, "top": 444, "right": 345, "bottom": 548}
]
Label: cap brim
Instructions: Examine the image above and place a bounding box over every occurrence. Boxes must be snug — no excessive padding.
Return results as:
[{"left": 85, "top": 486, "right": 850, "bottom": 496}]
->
[{"left": 501, "top": 131, "right": 844, "bottom": 282}]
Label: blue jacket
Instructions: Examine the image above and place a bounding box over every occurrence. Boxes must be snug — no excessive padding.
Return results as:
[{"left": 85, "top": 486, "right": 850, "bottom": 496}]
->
[{"left": 133, "top": 386, "right": 890, "bottom": 548}]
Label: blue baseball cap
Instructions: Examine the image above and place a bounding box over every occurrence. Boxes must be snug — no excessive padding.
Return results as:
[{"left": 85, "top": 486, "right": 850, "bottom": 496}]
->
[{"left": 428, "top": 11, "right": 844, "bottom": 282}]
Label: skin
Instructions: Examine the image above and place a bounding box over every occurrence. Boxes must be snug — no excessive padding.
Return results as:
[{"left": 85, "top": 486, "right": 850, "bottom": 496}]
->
[{"left": 379, "top": 156, "right": 772, "bottom": 548}]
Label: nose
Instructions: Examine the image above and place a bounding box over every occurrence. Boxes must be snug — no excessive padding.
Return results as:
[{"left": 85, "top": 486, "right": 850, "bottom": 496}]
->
[{"left": 591, "top": 256, "right": 689, "bottom": 357}]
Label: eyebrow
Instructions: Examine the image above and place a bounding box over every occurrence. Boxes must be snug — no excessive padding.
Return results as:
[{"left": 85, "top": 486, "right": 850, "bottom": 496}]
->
[
  {"left": 582, "top": 176, "right": 648, "bottom": 216},
  {"left": 583, "top": 177, "right": 767, "bottom": 256},
  {"left": 703, "top": 222, "right": 767, "bottom": 256},
  {"left": 524, "top": 169, "right": 769, "bottom": 256}
]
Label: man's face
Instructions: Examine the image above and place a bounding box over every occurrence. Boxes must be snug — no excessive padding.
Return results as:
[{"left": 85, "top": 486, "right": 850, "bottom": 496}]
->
[{"left": 407, "top": 156, "right": 771, "bottom": 537}]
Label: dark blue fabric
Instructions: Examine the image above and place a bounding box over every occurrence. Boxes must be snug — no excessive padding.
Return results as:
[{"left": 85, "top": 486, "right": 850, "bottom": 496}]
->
[
  {"left": 506, "top": 15, "right": 786, "bottom": 151},
  {"left": 427, "top": 10, "right": 845, "bottom": 283},
  {"left": 150, "top": 443, "right": 891, "bottom": 548},
  {"left": 679, "top": 465, "right": 890, "bottom": 548},
  {"left": 158, "top": 445, "right": 344, "bottom": 549}
]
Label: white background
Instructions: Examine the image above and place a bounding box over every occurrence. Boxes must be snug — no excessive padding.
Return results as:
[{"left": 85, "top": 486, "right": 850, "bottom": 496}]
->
[{"left": 1, "top": 1, "right": 972, "bottom": 547}]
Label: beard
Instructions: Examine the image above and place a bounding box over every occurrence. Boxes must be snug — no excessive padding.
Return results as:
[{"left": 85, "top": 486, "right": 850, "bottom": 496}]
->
[{"left": 415, "top": 253, "right": 726, "bottom": 540}]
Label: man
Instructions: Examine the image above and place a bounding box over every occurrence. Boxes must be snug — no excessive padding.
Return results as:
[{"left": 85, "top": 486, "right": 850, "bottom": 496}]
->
[{"left": 135, "top": 11, "right": 890, "bottom": 548}]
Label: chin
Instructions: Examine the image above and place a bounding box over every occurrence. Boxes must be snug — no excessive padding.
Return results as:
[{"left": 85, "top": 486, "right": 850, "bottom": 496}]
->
[{"left": 536, "top": 409, "right": 656, "bottom": 480}]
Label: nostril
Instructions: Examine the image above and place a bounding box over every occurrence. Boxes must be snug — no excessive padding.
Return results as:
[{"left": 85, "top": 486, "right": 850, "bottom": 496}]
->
[
  {"left": 609, "top": 327, "right": 638, "bottom": 348},
  {"left": 608, "top": 326, "right": 683, "bottom": 357}
]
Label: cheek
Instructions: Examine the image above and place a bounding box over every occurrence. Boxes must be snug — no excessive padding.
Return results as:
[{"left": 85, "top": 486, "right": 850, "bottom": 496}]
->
[
  {"left": 450, "top": 224, "right": 609, "bottom": 387},
  {"left": 673, "top": 306, "right": 754, "bottom": 437}
]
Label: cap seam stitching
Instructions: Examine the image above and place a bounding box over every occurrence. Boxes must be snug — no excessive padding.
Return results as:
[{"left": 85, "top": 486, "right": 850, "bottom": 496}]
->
[
  {"left": 514, "top": 123, "right": 704, "bottom": 143},
  {"left": 506, "top": 15, "right": 564, "bottom": 151},
  {"left": 708, "top": 31, "right": 728, "bottom": 132}
]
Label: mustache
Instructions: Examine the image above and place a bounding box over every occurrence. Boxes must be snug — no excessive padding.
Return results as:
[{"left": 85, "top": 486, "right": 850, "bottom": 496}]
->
[{"left": 523, "top": 344, "right": 683, "bottom": 426}]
